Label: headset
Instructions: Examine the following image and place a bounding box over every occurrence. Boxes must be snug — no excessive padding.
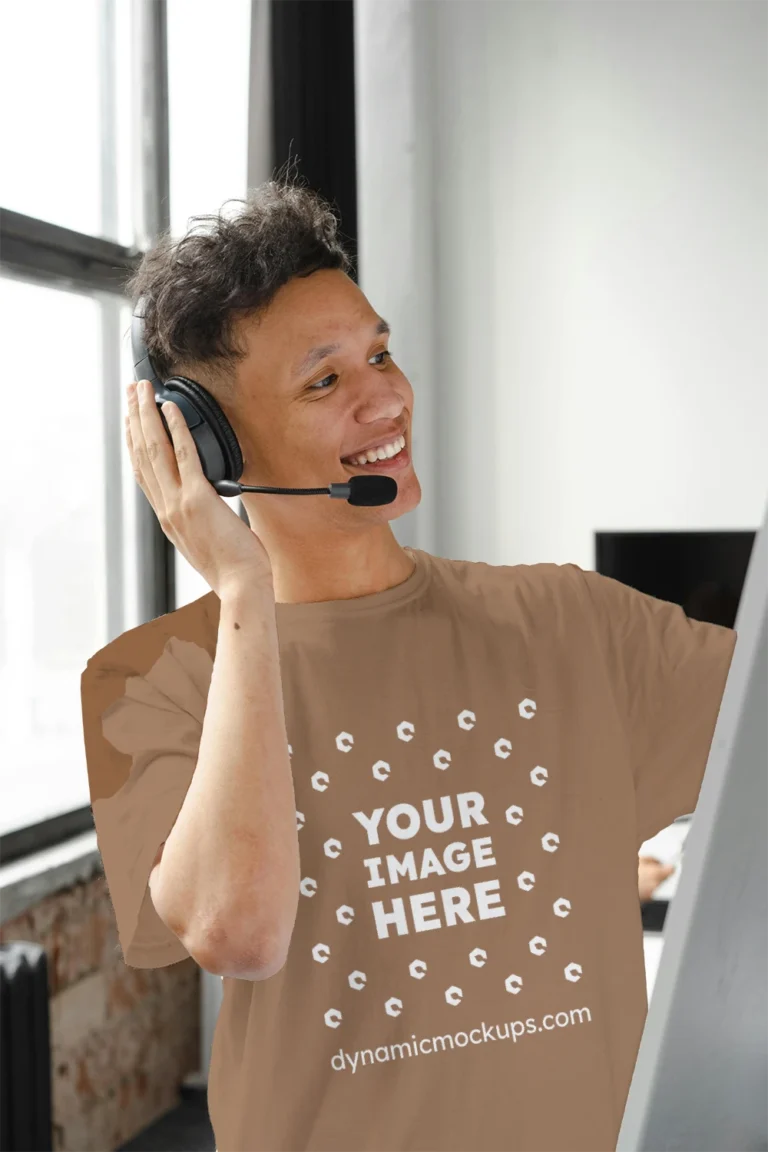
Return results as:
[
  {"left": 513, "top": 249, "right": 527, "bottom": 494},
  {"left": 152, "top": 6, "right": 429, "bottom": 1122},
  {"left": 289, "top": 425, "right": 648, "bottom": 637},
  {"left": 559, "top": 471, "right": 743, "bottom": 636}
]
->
[{"left": 130, "top": 296, "right": 396, "bottom": 507}]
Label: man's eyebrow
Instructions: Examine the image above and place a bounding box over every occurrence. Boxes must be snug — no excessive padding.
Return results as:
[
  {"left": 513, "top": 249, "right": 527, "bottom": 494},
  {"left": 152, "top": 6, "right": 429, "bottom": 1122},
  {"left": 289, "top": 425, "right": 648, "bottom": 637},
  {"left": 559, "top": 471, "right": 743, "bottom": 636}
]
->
[{"left": 294, "top": 318, "right": 391, "bottom": 377}]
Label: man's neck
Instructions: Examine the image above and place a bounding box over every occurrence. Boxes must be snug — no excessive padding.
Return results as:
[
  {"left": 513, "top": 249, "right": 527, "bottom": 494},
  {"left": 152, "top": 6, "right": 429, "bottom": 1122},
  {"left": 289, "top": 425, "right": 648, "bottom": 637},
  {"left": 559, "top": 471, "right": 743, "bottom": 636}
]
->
[{"left": 247, "top": 521, "right": 416, "bottom": 605}]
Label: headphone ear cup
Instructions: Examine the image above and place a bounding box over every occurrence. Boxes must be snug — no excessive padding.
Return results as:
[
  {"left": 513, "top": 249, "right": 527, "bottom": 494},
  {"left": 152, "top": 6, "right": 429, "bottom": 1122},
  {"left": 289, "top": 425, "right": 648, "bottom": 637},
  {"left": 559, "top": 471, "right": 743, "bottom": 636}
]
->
[{"left": 158, "top": 376, "right": 244, "bottom": 485}]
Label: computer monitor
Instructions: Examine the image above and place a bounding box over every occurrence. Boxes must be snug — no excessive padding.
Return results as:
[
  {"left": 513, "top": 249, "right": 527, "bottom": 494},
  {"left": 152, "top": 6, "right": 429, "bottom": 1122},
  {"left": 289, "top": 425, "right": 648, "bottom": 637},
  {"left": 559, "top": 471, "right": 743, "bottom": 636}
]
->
[
  {"left": 595, "top": 528, "right": 754, "bottom": 633},
  {"left": 616, "top": 495, "right": 768, "bottom": 1152}
]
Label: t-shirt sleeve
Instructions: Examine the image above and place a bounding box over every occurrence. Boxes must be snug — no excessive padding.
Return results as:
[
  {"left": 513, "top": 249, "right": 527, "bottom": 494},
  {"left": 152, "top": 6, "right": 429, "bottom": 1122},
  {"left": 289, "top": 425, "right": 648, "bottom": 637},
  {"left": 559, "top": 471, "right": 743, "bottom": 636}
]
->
[
  {"left": 81, "top": 634, "right": 214, "bottom": 969},
  {"left": 573, "top": 567, "right": 738, "bottom": 848}
]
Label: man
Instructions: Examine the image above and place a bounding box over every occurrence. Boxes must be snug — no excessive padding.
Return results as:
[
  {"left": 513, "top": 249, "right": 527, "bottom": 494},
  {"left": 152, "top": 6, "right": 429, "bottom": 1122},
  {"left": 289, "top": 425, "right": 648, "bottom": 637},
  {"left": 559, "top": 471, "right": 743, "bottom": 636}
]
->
[
  {"left": 80, "top": 178, "right": 737, "bottom": 1152},
  {"left": 637, "top": 855, "right": 676, "bottom": 903}
]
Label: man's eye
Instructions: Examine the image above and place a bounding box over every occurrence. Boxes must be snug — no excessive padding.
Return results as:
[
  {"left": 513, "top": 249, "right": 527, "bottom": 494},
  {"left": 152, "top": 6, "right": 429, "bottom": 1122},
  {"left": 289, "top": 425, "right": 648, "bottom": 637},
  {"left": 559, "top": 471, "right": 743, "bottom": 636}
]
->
[
  {"left": 309, "top": 350, "right": 391, "bottom": 392},
  {"left": 310, "top": 373, "right": 337, "bottom": 391}
]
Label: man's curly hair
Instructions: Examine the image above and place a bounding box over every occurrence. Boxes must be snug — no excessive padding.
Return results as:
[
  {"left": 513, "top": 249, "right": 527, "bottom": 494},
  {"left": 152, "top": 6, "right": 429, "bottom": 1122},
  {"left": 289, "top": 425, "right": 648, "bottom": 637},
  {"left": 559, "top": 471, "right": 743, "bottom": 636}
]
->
[{"left": 125, "top": 170, "right": 353, "bottom": 400}]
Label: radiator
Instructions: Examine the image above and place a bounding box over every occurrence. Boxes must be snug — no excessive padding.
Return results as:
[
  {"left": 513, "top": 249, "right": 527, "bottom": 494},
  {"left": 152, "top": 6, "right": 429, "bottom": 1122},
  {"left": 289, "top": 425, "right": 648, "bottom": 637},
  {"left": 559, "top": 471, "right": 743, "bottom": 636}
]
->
[{"left": 0, "top": 942, "right": 53, "bottom": 1152}]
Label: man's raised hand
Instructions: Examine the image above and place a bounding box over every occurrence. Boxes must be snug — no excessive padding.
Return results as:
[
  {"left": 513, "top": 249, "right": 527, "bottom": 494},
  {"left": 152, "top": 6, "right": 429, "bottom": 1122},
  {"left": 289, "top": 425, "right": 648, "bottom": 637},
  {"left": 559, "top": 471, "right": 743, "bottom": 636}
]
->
[{"left": 125, "top": 379, "right": 272, "bottom": 598}]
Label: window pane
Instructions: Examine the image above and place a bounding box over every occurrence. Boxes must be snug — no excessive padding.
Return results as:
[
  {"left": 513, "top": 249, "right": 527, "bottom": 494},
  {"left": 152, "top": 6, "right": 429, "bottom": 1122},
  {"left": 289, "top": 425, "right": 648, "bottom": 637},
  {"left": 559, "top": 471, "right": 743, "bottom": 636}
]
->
[
  {"left": 166, "top": 0, "right": 251, "bottom": 607},
  {"left": 0, "top": 0, "right": 133, "bottom": 246},
  {"left": 167, "top": 0, "right": 251, "bottom": 240},
  {"left": 0, "top": 279, "right": 108, "bottom": 836}
]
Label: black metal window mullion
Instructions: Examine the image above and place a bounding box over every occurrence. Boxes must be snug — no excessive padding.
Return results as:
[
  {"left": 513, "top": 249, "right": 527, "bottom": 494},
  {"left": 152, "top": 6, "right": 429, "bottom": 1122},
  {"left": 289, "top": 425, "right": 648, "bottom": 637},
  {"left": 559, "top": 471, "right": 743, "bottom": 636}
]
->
[{"left": 0, "top": 209, "right": 139, "bottom": 295}]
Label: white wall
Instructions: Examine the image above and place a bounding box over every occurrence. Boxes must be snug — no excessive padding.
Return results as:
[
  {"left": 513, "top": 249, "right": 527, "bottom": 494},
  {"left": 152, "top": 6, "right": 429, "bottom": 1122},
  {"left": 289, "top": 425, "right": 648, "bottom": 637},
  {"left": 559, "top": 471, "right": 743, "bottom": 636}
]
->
[
  {"left": 354, "top": 0, "right": 440, "bottom": 553},
  {"left": 355, "top": 0, "right": 768, "bottom": 568}
]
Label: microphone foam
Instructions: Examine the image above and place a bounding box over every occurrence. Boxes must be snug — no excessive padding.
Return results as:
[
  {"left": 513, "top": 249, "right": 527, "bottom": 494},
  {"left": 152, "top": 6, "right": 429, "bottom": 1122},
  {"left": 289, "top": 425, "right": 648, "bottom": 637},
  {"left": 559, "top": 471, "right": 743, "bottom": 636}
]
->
[{"left": 347, "top": 475, "right": 398, "bottom": 506}]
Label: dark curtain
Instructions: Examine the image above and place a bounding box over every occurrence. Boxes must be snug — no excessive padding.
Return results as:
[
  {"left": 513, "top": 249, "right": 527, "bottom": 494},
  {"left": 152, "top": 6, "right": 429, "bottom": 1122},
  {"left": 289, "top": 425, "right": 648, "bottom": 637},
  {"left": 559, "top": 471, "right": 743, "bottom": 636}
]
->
[{"left": 270, "top": 0, "right": 359, "bottom": 280}]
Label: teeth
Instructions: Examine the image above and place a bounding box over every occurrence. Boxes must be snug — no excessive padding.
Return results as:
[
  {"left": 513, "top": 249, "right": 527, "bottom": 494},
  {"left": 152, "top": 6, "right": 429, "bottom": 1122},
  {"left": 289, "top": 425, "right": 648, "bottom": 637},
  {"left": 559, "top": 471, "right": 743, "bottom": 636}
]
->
[{"left": 346, "top": 435, "right": 405, "bottom": 466}]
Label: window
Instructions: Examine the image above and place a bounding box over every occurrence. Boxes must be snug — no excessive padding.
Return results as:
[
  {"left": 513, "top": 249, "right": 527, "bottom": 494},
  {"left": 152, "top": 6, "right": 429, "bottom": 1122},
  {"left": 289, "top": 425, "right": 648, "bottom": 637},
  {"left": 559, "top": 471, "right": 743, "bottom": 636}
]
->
[
  {"left": 0, "top": 0, "right": 134, "bottom": 246},
  {"left": 0, "top": 0, "right": 158, "bottom": 866},
  {"left": 166, "top": 0, "right": 254, "bottom": 604},
  {"left": 0, "top": 280, "right": 141, "bottom": 837},
  {"left": 0, "top": 0, "right": 256, "bottom": 860},
  {"left": 167, "top": 0, "right": 252, "bottom": 241}
]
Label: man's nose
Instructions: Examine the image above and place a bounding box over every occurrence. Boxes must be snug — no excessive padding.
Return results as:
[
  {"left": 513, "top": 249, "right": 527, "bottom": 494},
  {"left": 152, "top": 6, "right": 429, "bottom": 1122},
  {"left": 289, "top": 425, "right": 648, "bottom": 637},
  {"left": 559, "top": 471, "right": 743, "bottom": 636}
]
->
[{"left": 356, "top": 372, "right": 405, "bottom": 421}]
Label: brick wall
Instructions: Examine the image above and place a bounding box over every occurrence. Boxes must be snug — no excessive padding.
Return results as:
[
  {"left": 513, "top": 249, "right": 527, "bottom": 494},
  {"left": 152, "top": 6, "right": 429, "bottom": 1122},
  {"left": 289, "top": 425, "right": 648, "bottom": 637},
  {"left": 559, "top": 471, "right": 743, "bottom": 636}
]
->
[{"left": 0, "top": 869, "right": 200, "bottom": 1151}]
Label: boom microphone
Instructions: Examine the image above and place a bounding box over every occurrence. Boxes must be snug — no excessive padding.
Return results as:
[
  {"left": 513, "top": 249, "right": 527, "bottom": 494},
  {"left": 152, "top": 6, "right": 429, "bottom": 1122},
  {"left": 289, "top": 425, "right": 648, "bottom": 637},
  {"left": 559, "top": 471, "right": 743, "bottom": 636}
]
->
[{"left": 213, "top": 474, "right": 398, "bottom": 507}]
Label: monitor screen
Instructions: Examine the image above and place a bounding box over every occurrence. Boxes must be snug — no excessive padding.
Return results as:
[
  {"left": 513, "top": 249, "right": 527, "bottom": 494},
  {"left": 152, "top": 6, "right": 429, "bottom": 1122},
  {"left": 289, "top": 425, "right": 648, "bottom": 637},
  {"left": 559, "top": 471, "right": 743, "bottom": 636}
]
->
[{"left": 594, "top": 529, "right": 756, "bottom": 628}]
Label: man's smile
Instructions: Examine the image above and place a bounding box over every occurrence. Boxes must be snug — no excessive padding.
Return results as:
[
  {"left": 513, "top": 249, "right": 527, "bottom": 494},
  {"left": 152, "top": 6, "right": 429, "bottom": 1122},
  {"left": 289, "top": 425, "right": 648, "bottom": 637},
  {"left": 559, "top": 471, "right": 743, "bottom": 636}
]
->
[
  {"left": 341, "top": 436, "right": 410, "bottom": 473},
  {"left": 341, "top": 433, "right": 407, "bottom": 467}
]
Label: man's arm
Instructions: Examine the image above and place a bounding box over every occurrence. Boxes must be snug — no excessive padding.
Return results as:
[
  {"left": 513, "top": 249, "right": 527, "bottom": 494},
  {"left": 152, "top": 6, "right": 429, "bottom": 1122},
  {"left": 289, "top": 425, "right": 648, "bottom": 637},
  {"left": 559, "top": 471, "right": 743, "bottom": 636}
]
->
[
  {"left": 150, "top": 577, "right": 301, "bottom": 979},
  {"left": 573, "top": 566, "right": 737, "bottom": 846}
]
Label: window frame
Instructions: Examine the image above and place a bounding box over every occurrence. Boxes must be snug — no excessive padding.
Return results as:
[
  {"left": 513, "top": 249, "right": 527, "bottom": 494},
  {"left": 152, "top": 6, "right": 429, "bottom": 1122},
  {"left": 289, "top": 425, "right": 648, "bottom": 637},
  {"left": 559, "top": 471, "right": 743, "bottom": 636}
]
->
[{"left": 0, "top": 0, "right": 360, "bottom": 868}]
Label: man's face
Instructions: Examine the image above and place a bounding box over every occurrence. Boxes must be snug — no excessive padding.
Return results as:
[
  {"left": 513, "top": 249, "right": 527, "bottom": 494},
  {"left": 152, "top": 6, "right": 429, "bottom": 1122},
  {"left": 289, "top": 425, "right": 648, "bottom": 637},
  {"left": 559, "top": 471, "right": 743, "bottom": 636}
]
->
[{"left": 231, "top": 268, "right": 421, "bottom": 524}]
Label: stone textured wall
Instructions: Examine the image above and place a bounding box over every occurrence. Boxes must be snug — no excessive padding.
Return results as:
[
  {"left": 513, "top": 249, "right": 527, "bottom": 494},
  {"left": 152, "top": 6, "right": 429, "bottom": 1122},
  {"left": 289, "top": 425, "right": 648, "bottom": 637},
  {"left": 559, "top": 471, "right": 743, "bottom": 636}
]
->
[{"left": 0, "top": 868, "right": 199, "bottom": 1151}]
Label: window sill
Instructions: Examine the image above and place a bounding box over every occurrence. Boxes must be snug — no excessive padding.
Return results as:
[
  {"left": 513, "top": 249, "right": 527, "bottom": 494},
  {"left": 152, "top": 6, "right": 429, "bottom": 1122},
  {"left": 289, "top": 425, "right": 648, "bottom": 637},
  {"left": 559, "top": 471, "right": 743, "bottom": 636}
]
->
[{"left": 0, "top": 829, "right": 102, "bottom": 927}]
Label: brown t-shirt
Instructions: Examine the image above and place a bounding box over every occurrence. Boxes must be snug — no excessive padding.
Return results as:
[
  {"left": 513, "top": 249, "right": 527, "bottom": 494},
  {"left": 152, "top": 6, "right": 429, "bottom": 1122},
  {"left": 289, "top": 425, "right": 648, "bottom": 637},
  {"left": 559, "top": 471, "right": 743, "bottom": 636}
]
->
[{"left": 80, "top": 547, "right": 737, "bottom": 1152}]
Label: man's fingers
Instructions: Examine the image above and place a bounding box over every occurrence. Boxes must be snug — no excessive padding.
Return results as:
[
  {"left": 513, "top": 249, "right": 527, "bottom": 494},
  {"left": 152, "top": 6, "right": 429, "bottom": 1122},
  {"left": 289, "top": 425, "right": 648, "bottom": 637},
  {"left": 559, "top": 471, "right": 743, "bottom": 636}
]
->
[
  {"left": 126, "top": 385, "right": 163, "bottom": 513},
  {"left": 126, "top": 382, "right": 214, "bottom": 546},
  {"left": 140, "top": 385, "right": 186, "bottom": 489},
  {"left": 136, "top": 380, "right": 183, "bottom": 515},
  {"left": 159, "top": 399, "right": 207, "bottom": 488}
]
